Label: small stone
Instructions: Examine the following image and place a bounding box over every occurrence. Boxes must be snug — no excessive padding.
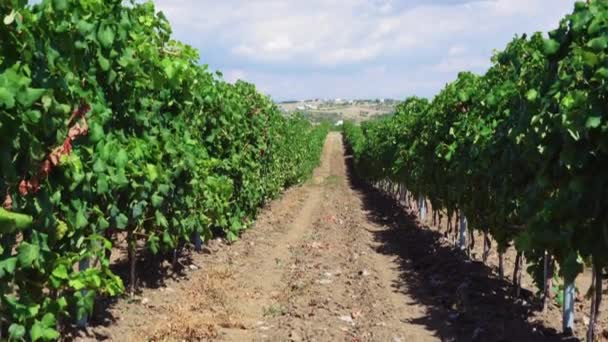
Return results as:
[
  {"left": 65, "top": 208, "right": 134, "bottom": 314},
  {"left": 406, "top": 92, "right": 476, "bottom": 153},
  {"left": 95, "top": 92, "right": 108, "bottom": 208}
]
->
[
  {"left": 583, "top": 315, "right": 590, "bottom": 326},
  {"left": 290, "top": 331, "right": 302, "bottom": 342},
  {"left": 359, "top": 269, "right": 370, "bottom": 277},
  {"left": 319, "top": 279, "right": 333, "bottom": 285},
  {"left": 141, "top": 297, "right": 150, "bottom": 305},
  {"left": 189, "top": 264, "right": 199, "bottom": 270},
  {"left": 339, "top": 315, "right": 354, "bottom": 325},
  {"left": 393, "top": 337, "right": 403, "bottom": 342}
]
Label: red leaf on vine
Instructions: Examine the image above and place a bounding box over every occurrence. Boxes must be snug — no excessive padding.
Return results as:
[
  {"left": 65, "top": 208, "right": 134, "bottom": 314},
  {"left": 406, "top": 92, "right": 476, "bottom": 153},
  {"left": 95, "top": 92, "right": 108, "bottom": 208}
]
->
[
  {"left": 62, "top": 138, "right": 73, "bottom": 155},
  {"left": 17, "top": 102, "right": 91, "bottom": 197},
  {"left": 40, "top": 160, "right": 52, "bottom": 177},
  {"left": 2, "top": 194, "right": 12, "bottom": 210},
  {"left": 28, "top": 178, "right": 40, "bottom": 193},
  {"left": 19, "top": 180, "right": 28, "bottom": 196},
  {"left": 68, "top": 103, "right": 91, "bottom": 124}
]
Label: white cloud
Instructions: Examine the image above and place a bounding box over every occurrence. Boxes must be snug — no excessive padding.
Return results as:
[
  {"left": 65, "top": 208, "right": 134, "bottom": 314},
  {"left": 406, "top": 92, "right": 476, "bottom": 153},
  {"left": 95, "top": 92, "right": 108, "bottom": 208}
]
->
[
  {"left": 223, "top": 69, "right": 248, "bottom": 84},
  {"left": 151, "top": 0, "right": 577, "bottom": 100},
  {"left": 433, "top": 56, "right": 491, "bottom": 73},
  {"left": 448, "top": 45, "right": 467, "bottom": 56}
]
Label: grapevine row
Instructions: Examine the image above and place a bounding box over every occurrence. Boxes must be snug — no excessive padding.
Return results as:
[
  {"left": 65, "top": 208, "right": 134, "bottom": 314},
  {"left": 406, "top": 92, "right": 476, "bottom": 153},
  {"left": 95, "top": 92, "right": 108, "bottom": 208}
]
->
[
  {"left": 344, "top": 1, "right": 607, "bottom": 340},
  {"left": 0, "top": 0, "right": 328, "bottom": 339}
]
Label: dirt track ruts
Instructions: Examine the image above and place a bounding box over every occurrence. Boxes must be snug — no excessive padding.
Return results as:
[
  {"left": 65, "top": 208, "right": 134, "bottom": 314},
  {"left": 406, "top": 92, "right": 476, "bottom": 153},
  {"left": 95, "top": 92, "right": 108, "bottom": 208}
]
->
[{"left": 78, "top": 132, "right": 596, "bottom": 342}]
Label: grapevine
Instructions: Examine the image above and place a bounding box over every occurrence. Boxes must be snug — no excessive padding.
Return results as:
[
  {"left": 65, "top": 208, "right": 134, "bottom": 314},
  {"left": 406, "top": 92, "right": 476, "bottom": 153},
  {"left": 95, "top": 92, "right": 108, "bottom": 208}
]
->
[
  {"left": 343, "top": 1, "right": 608, "bottom": 339},
  {"left": 0, "top": 0, "right": 328, "bottom": 339}
]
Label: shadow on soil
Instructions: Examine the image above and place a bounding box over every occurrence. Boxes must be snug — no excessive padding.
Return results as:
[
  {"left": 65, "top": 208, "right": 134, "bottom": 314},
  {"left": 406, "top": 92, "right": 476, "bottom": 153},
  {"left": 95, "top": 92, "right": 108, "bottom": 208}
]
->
[{"left": 343, "top": 145, "right": 570, "bottom": 342}]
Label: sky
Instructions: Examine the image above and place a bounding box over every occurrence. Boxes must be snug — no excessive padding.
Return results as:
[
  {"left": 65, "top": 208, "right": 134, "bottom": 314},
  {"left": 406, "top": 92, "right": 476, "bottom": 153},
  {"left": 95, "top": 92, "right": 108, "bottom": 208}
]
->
[{"left": 150, "top": 1, "right": 574, "bottom": 101}]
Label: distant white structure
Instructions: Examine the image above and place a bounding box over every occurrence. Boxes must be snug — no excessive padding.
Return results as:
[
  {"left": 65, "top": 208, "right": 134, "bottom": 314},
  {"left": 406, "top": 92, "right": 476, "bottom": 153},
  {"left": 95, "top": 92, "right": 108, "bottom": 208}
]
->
[{"left": 335, "top": 120, "right": 344, "bottom": 126}]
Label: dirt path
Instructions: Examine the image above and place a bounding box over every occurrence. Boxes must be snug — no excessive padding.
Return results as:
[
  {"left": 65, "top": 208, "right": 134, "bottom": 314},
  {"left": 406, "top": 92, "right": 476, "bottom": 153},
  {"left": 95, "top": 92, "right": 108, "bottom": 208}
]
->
[{"left": 80, "top": 133, "right": 588, "bottom": 341}]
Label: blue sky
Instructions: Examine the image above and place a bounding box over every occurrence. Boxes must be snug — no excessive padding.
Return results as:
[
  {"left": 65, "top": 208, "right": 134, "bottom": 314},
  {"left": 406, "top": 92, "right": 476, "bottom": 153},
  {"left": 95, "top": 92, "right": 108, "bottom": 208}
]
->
[{"left": 155, "top": 1, "right": 573, "bottom": 101}]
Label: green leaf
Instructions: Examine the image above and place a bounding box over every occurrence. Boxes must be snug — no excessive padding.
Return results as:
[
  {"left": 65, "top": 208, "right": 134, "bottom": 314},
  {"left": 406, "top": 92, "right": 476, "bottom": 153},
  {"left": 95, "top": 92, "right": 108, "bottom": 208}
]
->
[
  {"left": 155, "top": 210, "right": 168, "bottom": 228},
  {"left": 53, "top": 0, "right": 68, "bottom": 10},
  {"left": 98, "top": 217, "right": 110, "bottom": 230},
  {"left": 0, "top": 208, "right": 33, "bottom": 233},
  {"left": 158, "top": 184, "right": 170, "bottom": 195},
  {"left": 8, "top": 324, "right": 25, "bottom": 340},
  {"left": 75, "top": 209, "right": 88, "bottom": 229},
  {"left": 162, "top": 59, "right": 176, "bottom": 79},
  {"left": 56, "top": 297, "right": 68, "bottom": 311},
  {"left": 3, "top": 10, "right": 16, "bottom": 25},
  {"left": 40, "top": 313, "right": 56, "bottom": 328},
  {"left": 227, "top": 231, "right": 238, "bottom": 242},
  {"left": 17, "top": 242, "right": 40, "bottom": 268},
  {"left": 543, "top": 38, "right": 560, "bottom": 55},
  {"left": 98, "top": 26, "right": 115, "bottom": 48},
  {"left": 151, "top": 194, "right": 163, "bottom": 208},
  {"left": 595, "top": 67, "right": 608, "bottom": 79},
  {"left": 17, "top": 88, "right": 46, "bottom": 107},
  {"left": 0, "top": 257, "right": 18, "bottom": 278},
  {"left": 457, "top": 91, "right": 469, "bottom": 102},
  {"left": 526, "top": 89, "right": 538, "bottom": 102},
  {"left": 146, "top": 164, "right": 159, "bottom": 182},
  {"left": 90, "top": 122, "right": 104, "bottom": 142},
  {"left": 116, "top": 213, "right": 129, "bottom": 229},
  {"left": 97, "top": 176, "right": 109, "bottom": 194},
  {"left": 587, "top": 36, "right": 608, "bottom": 51},
  {"left": 131, "top": 202, "right": 144, "bottom": 219},
  {"left": 162, "top": 230, "right": 173, "bottom": 246},
  {"left": 52, "top": 264, "right": 69, "bottom": 280},
  {"left": 0, "top": 87, "right": 16, "bottom": 108},
  {"left": 585, "top": 116, "right": 602, "bottom": 128},
  {"left": 30, "top": 319, "right": 60, "bottom": 341},
  {"left": 76, "top": 20, "right": 95, "bottom": 35},
  {"left": 69, "top": 278, "right": 85, "bottom": 290},
  {"left": 115, "top": 149, "right": 128, "bottom": 168},
  {"left": 147, "top": 234, "right": 159, "bottom": 254},
  {"left": 98, "top": 53, "right": 111, "bottom": 71},
  {"left": 41, "top": 95, "right": 52, "bottom": 110},
  {"left": 514, "top": 231, "right": 532, "bottom": 251}
]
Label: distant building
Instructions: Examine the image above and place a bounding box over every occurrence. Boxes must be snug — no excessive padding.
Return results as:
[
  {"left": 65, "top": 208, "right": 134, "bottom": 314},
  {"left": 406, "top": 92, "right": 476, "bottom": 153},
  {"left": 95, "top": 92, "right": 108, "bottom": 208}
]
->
[{"left": 335, "top": 120, "right": 344, "bottom": 126}]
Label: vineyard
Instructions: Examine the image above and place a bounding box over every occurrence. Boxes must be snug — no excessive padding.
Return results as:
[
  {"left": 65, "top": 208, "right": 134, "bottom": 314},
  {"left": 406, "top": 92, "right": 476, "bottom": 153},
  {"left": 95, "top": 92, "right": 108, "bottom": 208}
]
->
[
  {"left": 0, "top": 0, "right": 328, "bottom": 339},
  {"left": 343, "top": 1, "right": 608, "bottom": 341},
  {"left": 3, "top": 0, "right": 608, "bottom": 341}
]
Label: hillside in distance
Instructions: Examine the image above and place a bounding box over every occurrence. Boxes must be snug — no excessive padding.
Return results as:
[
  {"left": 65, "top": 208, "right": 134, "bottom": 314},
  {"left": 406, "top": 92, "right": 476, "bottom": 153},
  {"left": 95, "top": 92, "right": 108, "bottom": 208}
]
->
[{"left": 278, "top": 98, "right": 398, "bottom": 124}]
